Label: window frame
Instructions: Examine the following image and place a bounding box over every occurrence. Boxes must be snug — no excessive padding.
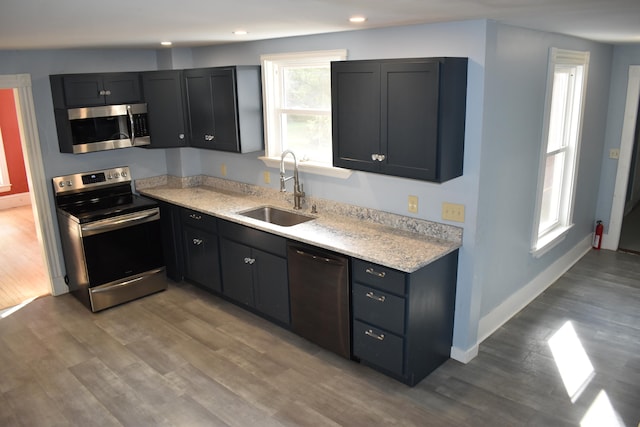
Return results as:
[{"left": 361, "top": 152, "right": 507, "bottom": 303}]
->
[
  {"left": 259, "top": 49, "right": 351, "bottom": 179},
  {"left": 531, "top": 48, "right": 590, "bottom": 257}
]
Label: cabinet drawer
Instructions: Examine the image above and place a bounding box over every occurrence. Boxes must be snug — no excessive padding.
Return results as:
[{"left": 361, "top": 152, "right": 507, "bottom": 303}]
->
[
  {"left": 352, "top": 259, "right": 405, "bottom": 296},
  {"left": 181, "top": 208, "right": 217, "bottom": 232},
  {"left": 352, "top": 283, "right": 405, "bottom": 335},
  {"left": 218, "top": 220, "right": 286, "bottom": 257},
  {"left": 353, "top": 320, "right": 404, "bottom": 376}
]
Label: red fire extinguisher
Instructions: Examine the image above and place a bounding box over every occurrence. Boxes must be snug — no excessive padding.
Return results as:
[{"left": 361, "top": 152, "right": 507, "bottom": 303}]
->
[{"left": 593, "top": 220, "right": 604, "bottom": 250}]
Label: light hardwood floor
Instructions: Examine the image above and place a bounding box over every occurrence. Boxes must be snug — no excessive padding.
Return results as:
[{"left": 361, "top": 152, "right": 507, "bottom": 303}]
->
[
  {"left": 0, "top": 249, "right": 638, "bottom": 426},
  {"left": 0, "top": 204, "right": 50, "bottom": 310}
]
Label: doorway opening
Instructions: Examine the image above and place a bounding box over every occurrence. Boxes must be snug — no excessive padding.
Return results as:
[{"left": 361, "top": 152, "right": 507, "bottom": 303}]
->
[
  {"left": 606, "top": 66, "right": 640, "bottom": 252},
  {"left": 0, "top": 74, "right": 64, "bottom": 313}
]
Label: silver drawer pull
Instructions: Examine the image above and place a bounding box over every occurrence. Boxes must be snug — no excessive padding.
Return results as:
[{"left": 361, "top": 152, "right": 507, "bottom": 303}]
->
[
  {"left": 365, "top": 291, "right": 386, "bottom": 302},
  {"left": 189, "top": 213, "right": 202, "bottom": 220},
  {"left": 365, "top": 329, "right": 385, "bottom": 341},
  {"left": 192, "top": 238, "right": 203, "bottom": 245},
  {"left": 244, "top": 257, "right": 255, "bottom": 265},
  {"left": 365, "top": 267, "right": 386, "bottom": 278}
]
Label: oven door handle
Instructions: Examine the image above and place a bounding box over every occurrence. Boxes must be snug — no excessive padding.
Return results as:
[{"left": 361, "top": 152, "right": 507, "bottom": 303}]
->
[{"left": 80, "top": 208, "right": 160, "bottom": 236}]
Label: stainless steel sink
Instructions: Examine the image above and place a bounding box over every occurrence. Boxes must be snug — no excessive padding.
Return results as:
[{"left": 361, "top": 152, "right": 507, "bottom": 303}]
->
[{"left": 239, "top": 206, "right": 315, "bottom": 227}]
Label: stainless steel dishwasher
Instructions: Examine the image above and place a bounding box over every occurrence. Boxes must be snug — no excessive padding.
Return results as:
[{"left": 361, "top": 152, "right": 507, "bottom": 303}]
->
[{"left": 287, "top": 242, "right": 351, "bottom": 359}]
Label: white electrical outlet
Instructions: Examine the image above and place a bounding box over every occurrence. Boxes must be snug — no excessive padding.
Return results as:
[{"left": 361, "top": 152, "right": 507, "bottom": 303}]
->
[
  {"left": 408, "top": 195, "right": 418, "bottom": 213},
  {"left": 263, "top": 171, "right": 271, "bottom": 184},
  {"left": 220, "top": 164, "right": 227, "bottom": 176}
]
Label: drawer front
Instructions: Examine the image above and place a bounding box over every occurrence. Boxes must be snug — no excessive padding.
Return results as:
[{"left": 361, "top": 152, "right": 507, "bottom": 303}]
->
[
  {"left": 218, "top": 220, "right": 286, "bottom": 257},
  {"left": 352, "top": 259, "right": 405, "bottom": 295},
  {"left": 352, "top": 283, "right": 405, "bottom": 335},
  {"left": 181, "top": 208, "right": 218, "bottom": 232},
  {"left": 353, "top": 320, "right": 404, "bottom": 376}
]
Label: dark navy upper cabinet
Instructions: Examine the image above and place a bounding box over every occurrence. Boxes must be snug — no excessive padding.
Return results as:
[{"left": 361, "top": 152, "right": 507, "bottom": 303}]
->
[
  {"left": 141, "top": 70, "right": 189, "bottom": 148},
  {"left": 332, "top": 57, "right": 467, "bottom": 182},
  {"left": 184, "top": 66, "right": 264, "bottom": 153},
  {"left": 50, "top": 72, "right": 143, "bottom": 108}
]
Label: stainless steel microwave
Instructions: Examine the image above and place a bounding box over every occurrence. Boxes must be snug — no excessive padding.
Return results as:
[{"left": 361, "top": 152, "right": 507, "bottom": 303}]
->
[{"left": 65, "top": 103, "right": 150, "bottom": 154}]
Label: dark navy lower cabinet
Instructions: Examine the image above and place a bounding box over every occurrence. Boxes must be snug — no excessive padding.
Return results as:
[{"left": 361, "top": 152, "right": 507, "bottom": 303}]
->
[
  {"left": 218, "top": 220, "right": 290, "bottom": 325},
  {"left": 181, "top": 209, "right": 222, "bottom": 293},
  {"left": 351, "top": 250, "right": 459, "bottom": 386}
]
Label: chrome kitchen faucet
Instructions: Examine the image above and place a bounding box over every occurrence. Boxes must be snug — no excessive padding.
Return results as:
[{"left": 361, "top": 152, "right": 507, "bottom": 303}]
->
[{"left": 280, "top": 150, "right": 305, "bottom": 210}]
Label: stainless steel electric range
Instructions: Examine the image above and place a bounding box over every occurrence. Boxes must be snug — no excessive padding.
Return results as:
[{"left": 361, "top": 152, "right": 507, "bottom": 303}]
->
[{"left": 53, "top": 166, "right": 166, "bottom": 312}]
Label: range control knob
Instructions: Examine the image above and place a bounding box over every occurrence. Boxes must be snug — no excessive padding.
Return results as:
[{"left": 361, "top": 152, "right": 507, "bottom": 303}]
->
[
  {"left": 114, "top": 172, "right": 120, "bottom": 178},
  {"left": 66, "top": 181, "right": 73, "bottom": 186},
  {"left": 121, "top": 171, "right": 127, "bottom": 177},
  {"left": 58, "top": 181, "right": 65, "bottom": 187}
]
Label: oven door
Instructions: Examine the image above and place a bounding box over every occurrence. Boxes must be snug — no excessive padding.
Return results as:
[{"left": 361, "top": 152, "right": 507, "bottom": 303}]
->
[{"left": 80, "top": 208, "right": 163, "bottom": 287}]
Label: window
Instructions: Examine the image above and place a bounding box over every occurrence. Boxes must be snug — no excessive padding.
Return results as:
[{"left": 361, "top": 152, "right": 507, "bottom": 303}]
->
[
  {"left": 260, "top": 50, "right": 347, "bottom": 176},
  {"left": 532, "top": 48, "right": 590, "bottom": 256}
]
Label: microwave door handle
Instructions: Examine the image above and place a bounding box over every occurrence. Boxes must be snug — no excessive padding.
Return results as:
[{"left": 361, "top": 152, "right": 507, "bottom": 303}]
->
[{"left": 127, "top": 105, "right": 136, "bottom": 146}]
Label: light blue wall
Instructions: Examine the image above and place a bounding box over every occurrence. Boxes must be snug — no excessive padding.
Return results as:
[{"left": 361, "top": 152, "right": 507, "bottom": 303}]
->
[
  {"left": 0, "top": 20, "right": 626, "bottom": 356},
  {"left": 477, "top": 24, "right": 613, "bottom": 317},
  {"left": 0, "top": 48, "right": 169, "bottom": 275},
  {"left": 595, "top": 45, "right": 640, "bottom": 230},
  {"left": 188, "top": 21, "right": 488, "bottom": 351}
]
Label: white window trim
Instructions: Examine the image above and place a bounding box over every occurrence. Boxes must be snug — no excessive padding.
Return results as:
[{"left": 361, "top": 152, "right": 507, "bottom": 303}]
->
[
  {"left": 0, "top": 127, "right": 12, "bottom": 193},
  {"left": 259, "top": 49, "right": 352, "bottom": 179},
  {"left": 531, "top": 48, "right": 590, "bottom": 258}
]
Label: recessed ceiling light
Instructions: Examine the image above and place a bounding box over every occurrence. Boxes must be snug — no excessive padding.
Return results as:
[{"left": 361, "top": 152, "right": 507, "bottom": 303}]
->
[
  {"left": 349, "top": 16, "right": 366, "bottom": 23},
  {"left": 160, "top": 41, "right": 172, "bottom": 46},
  {"left": 233, "top": 30, "right": 248, "bottom": 36}
]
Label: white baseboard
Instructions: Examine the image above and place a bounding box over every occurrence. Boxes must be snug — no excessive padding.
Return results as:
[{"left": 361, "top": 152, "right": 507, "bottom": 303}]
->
[
  {"left": 0, "top": 192, "right": 31, "bottom": 210},
  {"left": 451, "top": 344, "right": 479, "bottom": 364},
  {"left": 477, "top": 234, "right": 592, "bottom": 345}
]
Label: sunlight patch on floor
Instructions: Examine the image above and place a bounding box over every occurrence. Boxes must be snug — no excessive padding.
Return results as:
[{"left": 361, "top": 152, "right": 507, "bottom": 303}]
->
[
  {"left": 0, "top": 296, "right": 37, "bottom": 319},
  {"left": 548, "top": 320, "right": 627, "bottom": 426},
  {"left": 548, "top": 321, "right": 595, "bottom": 402}
]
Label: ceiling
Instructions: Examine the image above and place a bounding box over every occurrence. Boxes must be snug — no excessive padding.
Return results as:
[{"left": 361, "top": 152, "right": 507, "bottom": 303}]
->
[{"left": 1, "top": 0, "right": 639, "bottom": 50}]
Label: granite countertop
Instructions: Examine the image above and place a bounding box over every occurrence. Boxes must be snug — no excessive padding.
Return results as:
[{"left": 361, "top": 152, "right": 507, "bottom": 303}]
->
[{"left": 136, "top": 176, "right": 462, "bottom": 273}]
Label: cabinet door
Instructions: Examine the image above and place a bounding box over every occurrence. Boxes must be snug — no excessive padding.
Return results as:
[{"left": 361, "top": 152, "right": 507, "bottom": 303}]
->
[
  {"left": 331, "top": 61, "right": 381, "bottom": 172},
  {"left": 142, "top": 70, "right": 188, "bottom": 148},
  {"left": 381, "top": 61, "right": 439, "bottom": 181},
  {"left": 253, "top": 249, "right": 289, "bottom": 325},
  {"left": 209, "top": 68, "right": 240, "bottom": 152},
  {"left": 61, "top": 73, "right": 142, "bottom": 107},
  {"left": 184, "top": 69, "right": 216, "bottom": 148},
  {"left": 157, "top": 201, "right": 183, "bottom": 281},
  {"left": 183, "top": 225, "right": 222, "bottom": 292},
  {"left": 220, "top": 238, "right": 254, "bottom": 307},
  {"left": 102, "top": 73, "right": 143, "bottom": 105},
  {"left": 61, "top": 75, "right": 106, "bottom": 107}
]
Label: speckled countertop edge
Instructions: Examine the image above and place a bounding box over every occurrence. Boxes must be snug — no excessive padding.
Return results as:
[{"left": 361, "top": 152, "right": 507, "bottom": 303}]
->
[{"left": 135, "top": 175, "right": 462, "bottom": 273}]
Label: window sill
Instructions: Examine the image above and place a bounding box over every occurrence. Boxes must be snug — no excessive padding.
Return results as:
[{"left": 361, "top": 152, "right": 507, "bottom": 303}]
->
[
  {"left": 259, "top": 156, "right": 353, "bottom": 179},
  {"left": 0, "top": 183, "right": 11, "bottom": 193},
  {"left": 531, "top": 224, "right": 574, "bottom": 258}
]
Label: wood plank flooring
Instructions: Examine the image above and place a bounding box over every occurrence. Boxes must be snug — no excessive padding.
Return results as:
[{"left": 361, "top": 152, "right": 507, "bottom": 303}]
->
[
  {"left": 0, "top": 249, "right": 638, "bottom": 426},
  {"left": 0, "top": 205, "right": 50, "bottom": 310}
]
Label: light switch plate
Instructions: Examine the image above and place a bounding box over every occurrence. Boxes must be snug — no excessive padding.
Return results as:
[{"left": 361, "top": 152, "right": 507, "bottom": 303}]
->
[
  {"left": 220, "top": 164, "right": 227, "bottom": 176},
  {"left": 442, "top": 202, "right": 465, "bottom": 222},
  {"left": 609, "top": 148, "right": 620, "bottom": 159}
]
